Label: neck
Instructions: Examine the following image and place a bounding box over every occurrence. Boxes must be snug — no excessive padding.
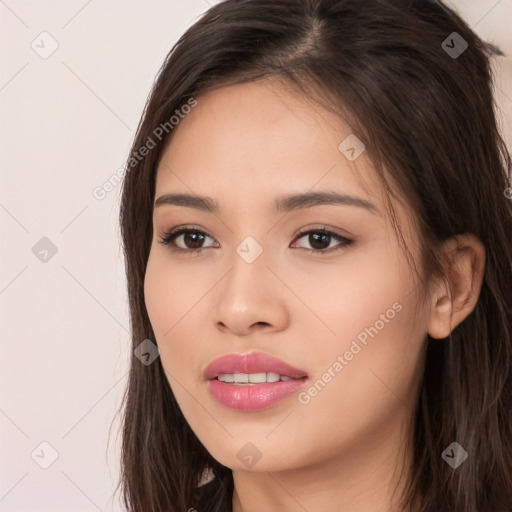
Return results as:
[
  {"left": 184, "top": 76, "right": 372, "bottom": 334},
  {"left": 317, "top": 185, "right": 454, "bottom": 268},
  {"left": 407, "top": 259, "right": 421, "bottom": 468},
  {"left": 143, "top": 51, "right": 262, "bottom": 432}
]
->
[{"left": 231, "top": 414, "right": 420, "bottom": 512}]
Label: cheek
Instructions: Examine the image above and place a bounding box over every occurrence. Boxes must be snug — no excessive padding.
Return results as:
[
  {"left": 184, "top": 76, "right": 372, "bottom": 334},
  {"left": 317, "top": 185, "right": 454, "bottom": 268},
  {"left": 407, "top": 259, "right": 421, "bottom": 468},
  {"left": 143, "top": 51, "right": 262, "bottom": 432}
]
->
[
  {"left": 144, "top": 252, "right": 173, "bottom": 339},
  {"left": 143, "top": 249, "right": 215, "bottom": 414},
  {"left": 281, "top": 233, "right": 417, "bottom": 349},
  {"left": 143, "top": 252, "right": 195, "bottom": 370},
  {"left": 288, "top": 239, "right": 425, "bottom": 420},
  {"left": 288, "top": 282, "right": 425, "bottom": 465},
  {"left": 144, "top": 248, "right": 207, "bottom": 335}
]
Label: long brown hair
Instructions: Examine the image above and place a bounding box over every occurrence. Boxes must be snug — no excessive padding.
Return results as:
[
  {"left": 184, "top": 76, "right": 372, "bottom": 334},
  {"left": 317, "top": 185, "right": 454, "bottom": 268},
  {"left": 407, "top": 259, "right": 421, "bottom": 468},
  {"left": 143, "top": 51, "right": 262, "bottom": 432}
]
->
[{"left": 115, "top": 1, "right": 512, "bottom": 510}]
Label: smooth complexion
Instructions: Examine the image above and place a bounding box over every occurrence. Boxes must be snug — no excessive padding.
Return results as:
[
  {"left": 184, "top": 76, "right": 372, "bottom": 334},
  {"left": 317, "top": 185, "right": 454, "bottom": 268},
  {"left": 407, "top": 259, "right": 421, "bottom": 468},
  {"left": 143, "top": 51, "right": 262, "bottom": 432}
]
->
[{"left": 143, "top": 78, "right": 485, "bottom": 512}]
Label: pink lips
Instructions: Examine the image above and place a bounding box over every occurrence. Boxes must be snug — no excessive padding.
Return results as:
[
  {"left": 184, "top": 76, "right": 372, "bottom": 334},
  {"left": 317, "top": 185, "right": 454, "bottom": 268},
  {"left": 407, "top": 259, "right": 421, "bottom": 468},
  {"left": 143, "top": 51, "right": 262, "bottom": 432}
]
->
[{"left": 204, "top": 352, "right": 308, "bottom": 411}]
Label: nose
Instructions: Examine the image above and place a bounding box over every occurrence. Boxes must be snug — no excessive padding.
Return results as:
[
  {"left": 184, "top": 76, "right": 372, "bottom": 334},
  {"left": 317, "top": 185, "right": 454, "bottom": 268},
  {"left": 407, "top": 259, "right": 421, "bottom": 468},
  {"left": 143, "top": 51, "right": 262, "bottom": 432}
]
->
[{"left": 213, "top": 247, "right": 290, "bottom": 337}]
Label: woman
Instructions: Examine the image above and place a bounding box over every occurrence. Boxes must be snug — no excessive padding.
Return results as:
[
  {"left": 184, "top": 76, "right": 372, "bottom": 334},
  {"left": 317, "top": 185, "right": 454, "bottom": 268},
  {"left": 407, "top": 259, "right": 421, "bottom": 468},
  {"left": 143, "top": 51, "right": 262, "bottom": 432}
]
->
[{"left": 115, "top": 0, "right": 512, "bottom": 510}]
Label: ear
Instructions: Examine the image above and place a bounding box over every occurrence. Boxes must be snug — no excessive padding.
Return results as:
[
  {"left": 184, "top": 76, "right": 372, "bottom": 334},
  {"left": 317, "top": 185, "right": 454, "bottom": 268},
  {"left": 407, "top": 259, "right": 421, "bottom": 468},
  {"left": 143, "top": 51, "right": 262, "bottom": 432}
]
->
[{"left": 427, "top": 233, "right": 486, "bottom": 339}]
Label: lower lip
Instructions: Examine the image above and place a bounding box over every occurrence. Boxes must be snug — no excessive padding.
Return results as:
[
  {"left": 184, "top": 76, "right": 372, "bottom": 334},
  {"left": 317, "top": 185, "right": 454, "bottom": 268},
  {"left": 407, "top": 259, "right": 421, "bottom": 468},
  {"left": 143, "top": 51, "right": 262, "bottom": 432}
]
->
[{"left": 207, "top": 378, "right": 307, "bottom": 411}]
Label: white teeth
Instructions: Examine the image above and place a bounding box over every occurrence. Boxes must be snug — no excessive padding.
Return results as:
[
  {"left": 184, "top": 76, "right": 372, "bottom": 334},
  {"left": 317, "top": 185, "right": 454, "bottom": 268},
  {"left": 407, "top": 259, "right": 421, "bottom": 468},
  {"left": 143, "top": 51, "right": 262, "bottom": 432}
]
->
[
  {"left": 217, "top": 372, "right": 296, "bottom": 384},
  {"left": 248, "top": 372, "right": 266, "bottom": 383}
]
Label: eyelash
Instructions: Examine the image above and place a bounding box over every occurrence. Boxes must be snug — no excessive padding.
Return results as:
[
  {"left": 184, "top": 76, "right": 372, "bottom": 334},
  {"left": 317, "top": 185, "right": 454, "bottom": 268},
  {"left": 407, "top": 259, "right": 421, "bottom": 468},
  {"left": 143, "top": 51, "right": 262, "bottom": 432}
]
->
[{"left": 158, "top": 225, "right": 355, "bottom": 256}]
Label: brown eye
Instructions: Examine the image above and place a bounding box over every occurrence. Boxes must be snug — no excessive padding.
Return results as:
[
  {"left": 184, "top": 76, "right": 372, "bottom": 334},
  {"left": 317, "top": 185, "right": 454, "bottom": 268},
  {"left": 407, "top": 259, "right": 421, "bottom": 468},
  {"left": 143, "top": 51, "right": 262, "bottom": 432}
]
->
[
  {"left": 159, "top": 227, "right": 217, "bottom": 254},
  {"left": 292, "top": 228, "right": 354, "bottom": 254}
]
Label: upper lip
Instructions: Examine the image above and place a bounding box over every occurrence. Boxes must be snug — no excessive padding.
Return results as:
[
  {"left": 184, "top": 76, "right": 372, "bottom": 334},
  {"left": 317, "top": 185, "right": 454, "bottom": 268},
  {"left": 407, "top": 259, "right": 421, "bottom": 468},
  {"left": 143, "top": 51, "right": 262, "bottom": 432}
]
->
[{"left": 203, "top": 351, "right": 308, "bottom": 380}]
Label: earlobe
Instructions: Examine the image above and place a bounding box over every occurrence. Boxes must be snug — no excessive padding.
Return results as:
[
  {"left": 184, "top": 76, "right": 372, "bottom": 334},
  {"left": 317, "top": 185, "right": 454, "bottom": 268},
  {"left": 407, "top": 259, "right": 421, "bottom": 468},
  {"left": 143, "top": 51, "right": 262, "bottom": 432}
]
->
[
  {"left": 427, "top": 234, "right": 486, "bottom": 340},
  {"left": 428, "top": 291, "right": 453, "bottom": 339}
]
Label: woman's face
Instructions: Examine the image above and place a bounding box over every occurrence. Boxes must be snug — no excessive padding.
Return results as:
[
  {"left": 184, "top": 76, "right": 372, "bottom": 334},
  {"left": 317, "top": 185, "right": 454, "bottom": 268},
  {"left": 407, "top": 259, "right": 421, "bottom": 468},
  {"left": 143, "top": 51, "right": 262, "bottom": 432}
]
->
[{"left": 144, "top": 78, "right": 429, "bottom": 473}]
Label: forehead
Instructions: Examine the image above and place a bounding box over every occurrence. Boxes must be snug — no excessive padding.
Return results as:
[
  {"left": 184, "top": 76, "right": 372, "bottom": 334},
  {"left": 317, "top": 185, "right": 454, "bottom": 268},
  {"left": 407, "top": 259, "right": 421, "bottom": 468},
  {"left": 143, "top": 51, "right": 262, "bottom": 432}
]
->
[{"left": 155, "top": 78, "right": 381, "bottom": 208}]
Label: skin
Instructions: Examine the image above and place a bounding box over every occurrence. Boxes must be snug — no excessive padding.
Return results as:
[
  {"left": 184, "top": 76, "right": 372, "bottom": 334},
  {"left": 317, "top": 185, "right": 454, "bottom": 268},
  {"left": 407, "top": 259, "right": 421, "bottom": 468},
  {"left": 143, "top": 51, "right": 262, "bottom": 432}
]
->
[{"left": 143, "top": 78, "right": 485, "bottom": 512}]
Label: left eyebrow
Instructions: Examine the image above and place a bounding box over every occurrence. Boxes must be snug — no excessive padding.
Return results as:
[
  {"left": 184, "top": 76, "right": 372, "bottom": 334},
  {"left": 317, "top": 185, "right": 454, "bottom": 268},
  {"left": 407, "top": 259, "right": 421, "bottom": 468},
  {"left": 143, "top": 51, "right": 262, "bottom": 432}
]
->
[
  {"left": 274, "top": 191, "right": 379, "bottom": 215},
  {"left": 154, "top": 190, "right": 380, "bottom": 216}
]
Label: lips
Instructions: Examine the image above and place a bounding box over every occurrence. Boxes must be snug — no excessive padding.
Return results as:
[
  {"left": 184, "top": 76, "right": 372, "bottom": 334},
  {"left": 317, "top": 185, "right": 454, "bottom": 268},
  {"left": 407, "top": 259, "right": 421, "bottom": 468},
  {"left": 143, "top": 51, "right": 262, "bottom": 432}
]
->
[
  {"left": 203, "top": 352, "right": 308, "bottom": 381},
  {"left": 204, "top": 352, "right": 309, "bottom": 411}
]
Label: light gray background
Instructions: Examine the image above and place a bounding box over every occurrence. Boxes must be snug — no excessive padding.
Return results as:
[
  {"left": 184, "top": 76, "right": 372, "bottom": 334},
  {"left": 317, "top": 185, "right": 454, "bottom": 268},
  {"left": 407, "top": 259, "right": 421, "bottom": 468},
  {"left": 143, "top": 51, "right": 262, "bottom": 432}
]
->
[{"left": 1, "top": 1, "right": 511, "bottom": 510}]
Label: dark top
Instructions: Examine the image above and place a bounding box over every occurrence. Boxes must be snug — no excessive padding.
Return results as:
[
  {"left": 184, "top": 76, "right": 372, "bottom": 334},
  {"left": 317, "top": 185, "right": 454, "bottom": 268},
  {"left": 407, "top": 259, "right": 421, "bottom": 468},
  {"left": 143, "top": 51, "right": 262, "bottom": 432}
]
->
[{"left": 192, "top": 476, "right": 233, "bottom": 512}]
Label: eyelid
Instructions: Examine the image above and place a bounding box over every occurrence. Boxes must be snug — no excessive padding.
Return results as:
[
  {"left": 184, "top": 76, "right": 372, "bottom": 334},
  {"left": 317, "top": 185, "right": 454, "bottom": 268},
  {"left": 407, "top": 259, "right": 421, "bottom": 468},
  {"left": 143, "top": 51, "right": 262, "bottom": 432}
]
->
[{"left": 291, "top": 223, "right": 354, "bottom": 240}]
